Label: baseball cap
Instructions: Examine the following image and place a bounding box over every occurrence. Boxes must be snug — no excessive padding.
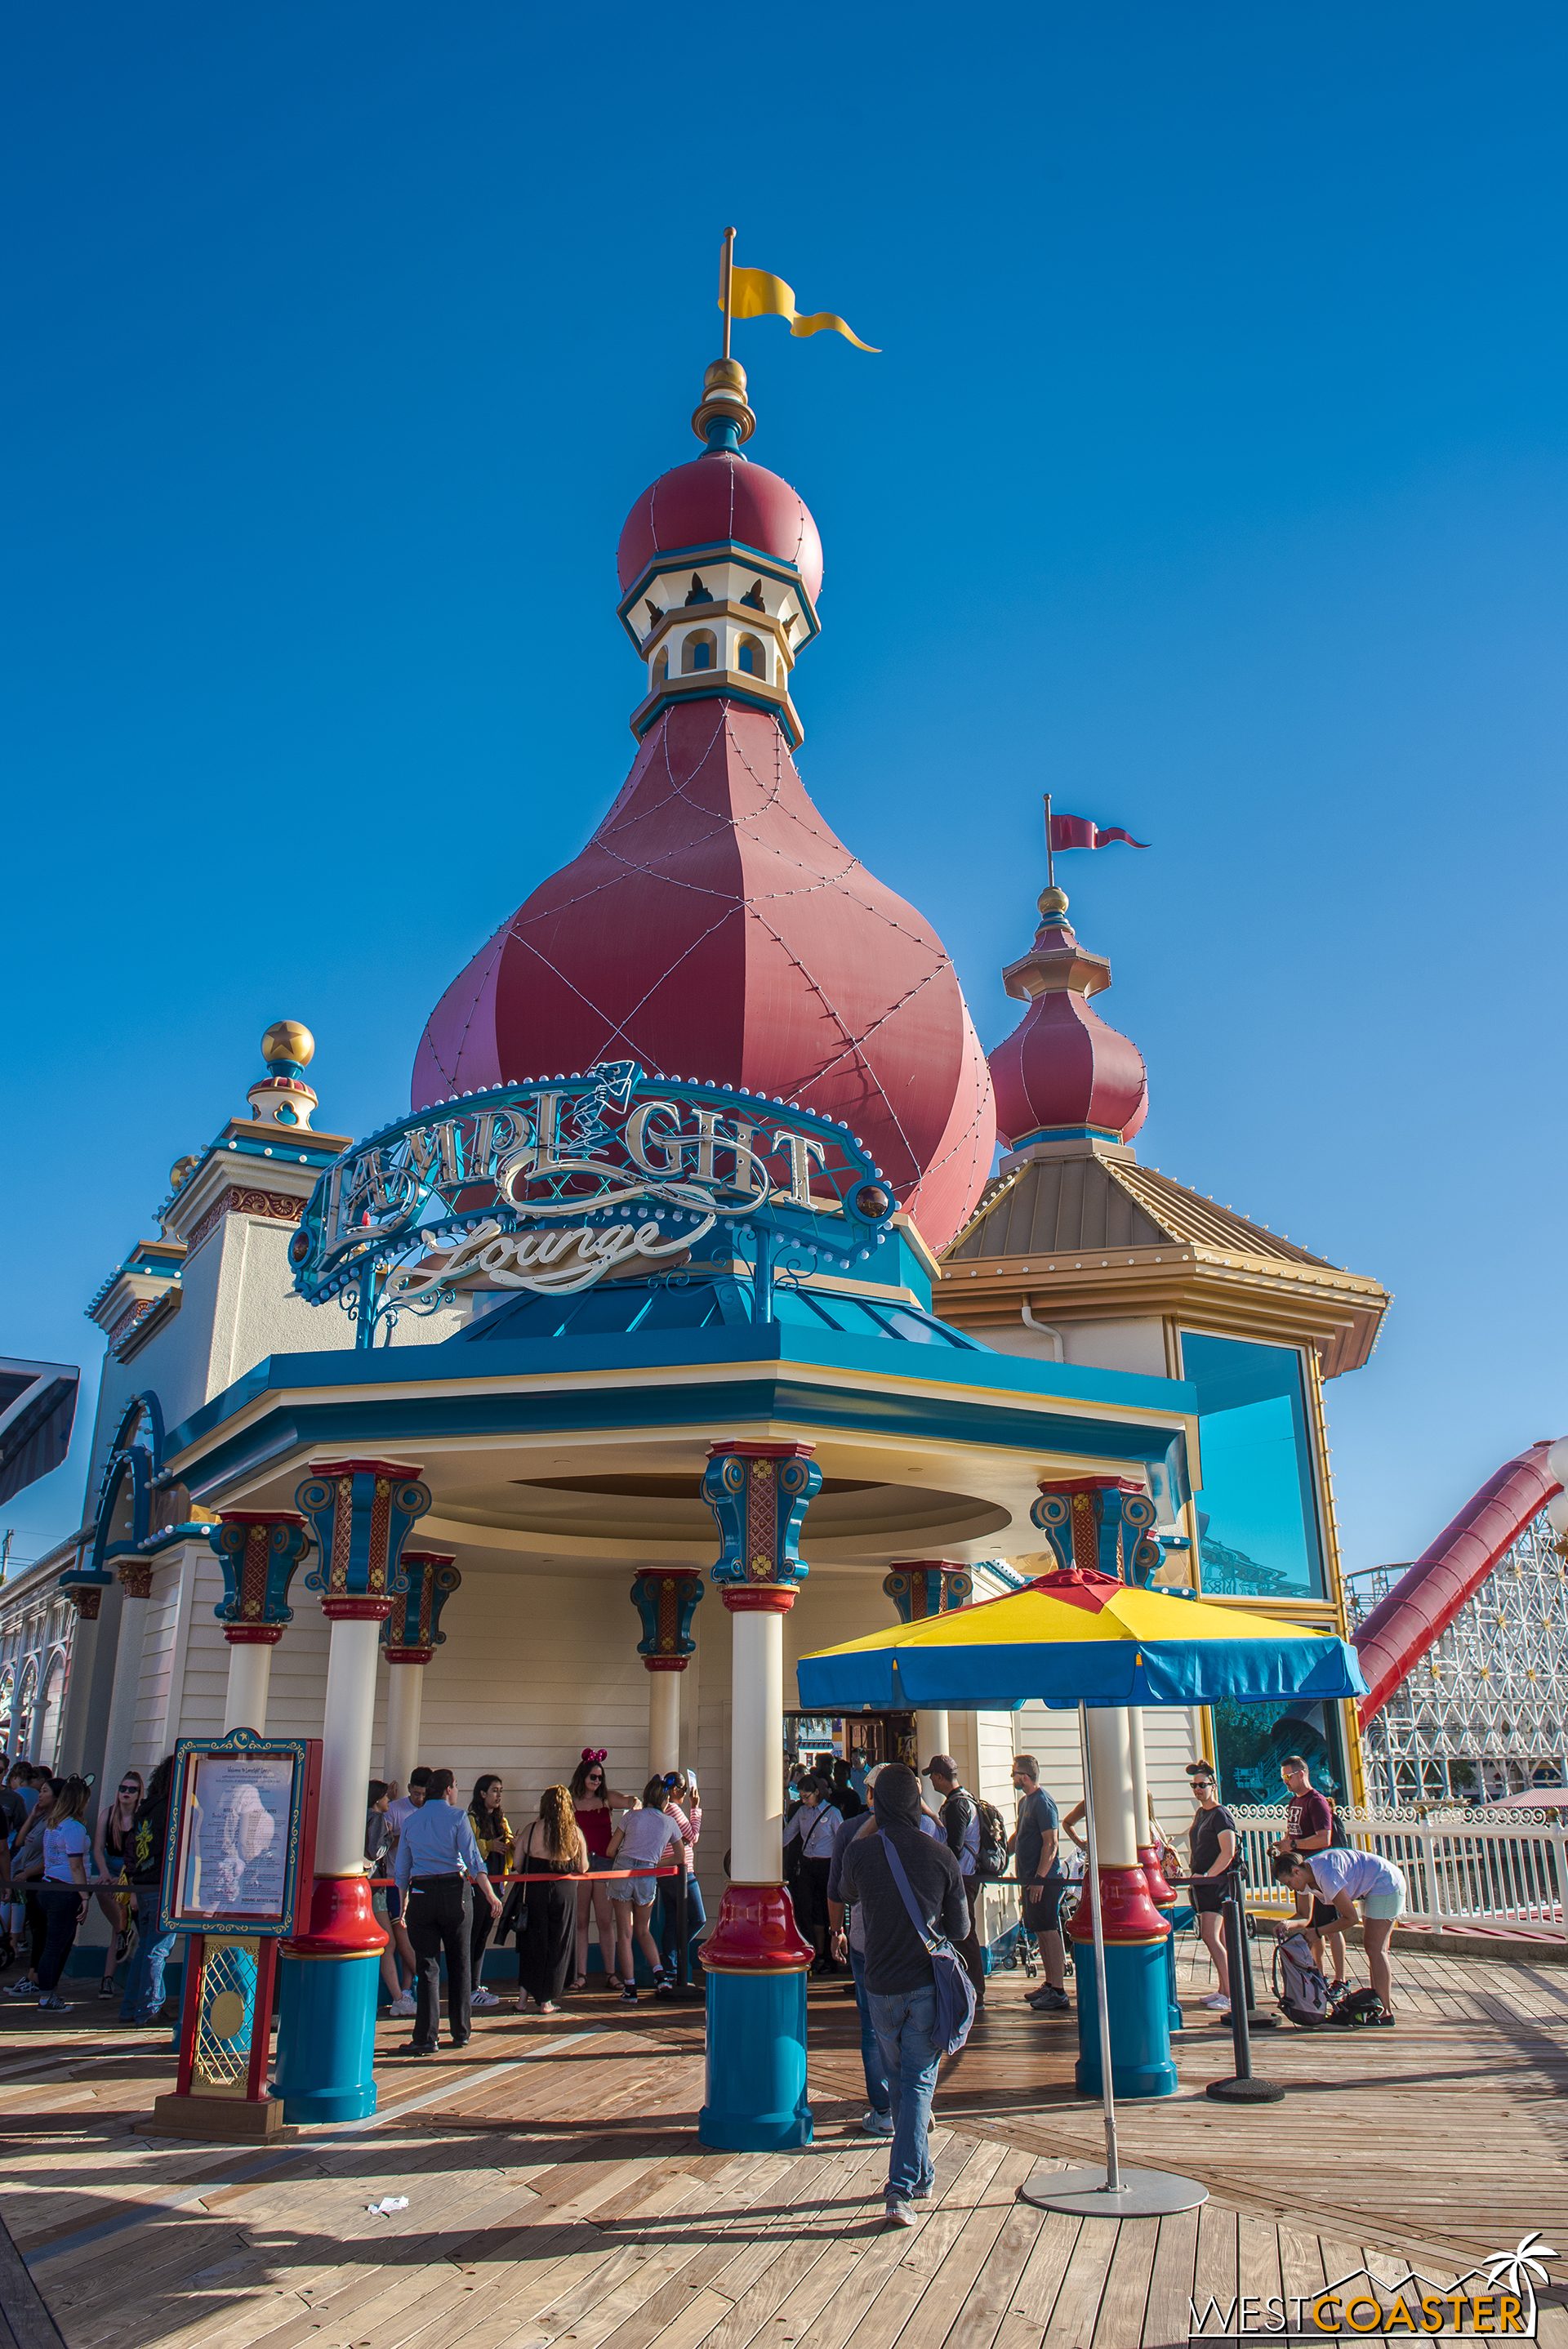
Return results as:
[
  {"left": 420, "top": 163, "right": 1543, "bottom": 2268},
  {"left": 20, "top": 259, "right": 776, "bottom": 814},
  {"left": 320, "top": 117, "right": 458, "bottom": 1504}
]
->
[{"left": 924, "top": 1754, "right": 958, "bottom": 1777}]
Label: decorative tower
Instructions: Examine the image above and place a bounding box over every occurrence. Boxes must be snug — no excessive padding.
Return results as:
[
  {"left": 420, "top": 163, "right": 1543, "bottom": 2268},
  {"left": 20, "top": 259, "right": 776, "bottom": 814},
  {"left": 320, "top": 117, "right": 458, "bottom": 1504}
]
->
[
  {"left": 940, "top": 848, "right": 1391, "bottom": 1812},
  {"left": 988, "top": 886, "right": 1147, "bottom": 1153},
  {"left": 410, "top": 362, "right": 996, "bottom": 1254}
]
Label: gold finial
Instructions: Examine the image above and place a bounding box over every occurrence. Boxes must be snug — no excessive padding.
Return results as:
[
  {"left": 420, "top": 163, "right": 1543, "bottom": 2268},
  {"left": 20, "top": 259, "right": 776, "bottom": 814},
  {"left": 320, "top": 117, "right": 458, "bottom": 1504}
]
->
[
  {"left": 1037, "top": 885, "right": 1070, "bottom": 919},
  {"left": 693, "top": 356, "right": 756, "bottom": 448},
  {"left": 169, "top": 1154, "right": 199, "bottom": 1192},
  {"left": 261, "top": 1019, "right": 314, "bottom": 1069}
]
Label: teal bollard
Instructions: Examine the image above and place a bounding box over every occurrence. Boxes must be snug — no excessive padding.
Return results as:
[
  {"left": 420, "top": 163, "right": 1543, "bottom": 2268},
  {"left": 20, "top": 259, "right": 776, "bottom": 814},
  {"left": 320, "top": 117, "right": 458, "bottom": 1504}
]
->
[{"left": 1074, "top": 1937, "right": 1179, "bottom": 2099}]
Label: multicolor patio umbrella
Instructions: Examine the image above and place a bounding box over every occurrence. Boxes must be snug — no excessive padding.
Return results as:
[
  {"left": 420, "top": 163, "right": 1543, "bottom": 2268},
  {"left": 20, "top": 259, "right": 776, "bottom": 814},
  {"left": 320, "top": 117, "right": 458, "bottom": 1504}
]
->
[
  {"left": 795, "top": 1564, "right": 1369, "bottom": 1714},
  {"left": 797, "top": 1563, "right": 1365, "bottom": 2221}
]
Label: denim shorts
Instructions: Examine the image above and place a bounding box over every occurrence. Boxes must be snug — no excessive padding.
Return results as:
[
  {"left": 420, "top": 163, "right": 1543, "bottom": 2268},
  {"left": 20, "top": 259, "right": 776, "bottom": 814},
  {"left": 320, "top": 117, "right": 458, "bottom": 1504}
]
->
[{"left": 613, "top": 1876, "right": 658, "bottom": 1907}]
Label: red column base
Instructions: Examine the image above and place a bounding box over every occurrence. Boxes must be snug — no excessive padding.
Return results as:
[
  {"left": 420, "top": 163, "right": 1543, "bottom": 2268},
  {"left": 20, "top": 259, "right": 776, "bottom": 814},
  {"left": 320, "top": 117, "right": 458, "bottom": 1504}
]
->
[
  {"left": 284, "top": 1874, "right": 387, "bottom": 1959},
  {"left": 1070, "top": 1863, "right": 1172, "bottom": 1945},
  {"left": 1138, "top": 1843, "right": 1176, "bottom": 1905},
  {"left": 702, "top": 1883, "right": 814, "bottom": 1973}
]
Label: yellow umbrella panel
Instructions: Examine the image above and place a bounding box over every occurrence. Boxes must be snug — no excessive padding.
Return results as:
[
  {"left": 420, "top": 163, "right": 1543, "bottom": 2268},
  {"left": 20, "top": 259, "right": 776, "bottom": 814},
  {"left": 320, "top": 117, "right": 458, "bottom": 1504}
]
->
[{"left": 796, "top": 1566, "right": 1367, "bottom": 1712}]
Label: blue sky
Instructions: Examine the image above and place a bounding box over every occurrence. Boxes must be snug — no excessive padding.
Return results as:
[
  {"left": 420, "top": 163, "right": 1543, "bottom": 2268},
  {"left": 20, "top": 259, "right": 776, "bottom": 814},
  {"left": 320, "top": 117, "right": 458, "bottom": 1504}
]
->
[{"left": 3, "top": 6, "right": 1565, "bottom": 1577}]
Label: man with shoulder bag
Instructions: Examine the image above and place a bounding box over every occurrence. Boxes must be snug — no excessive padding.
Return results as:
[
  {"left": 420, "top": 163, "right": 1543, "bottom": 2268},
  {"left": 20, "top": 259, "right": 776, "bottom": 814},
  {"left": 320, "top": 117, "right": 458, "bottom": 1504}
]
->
[{"left": 838, "top": 1763, "right": 973, "bottom": 2230}]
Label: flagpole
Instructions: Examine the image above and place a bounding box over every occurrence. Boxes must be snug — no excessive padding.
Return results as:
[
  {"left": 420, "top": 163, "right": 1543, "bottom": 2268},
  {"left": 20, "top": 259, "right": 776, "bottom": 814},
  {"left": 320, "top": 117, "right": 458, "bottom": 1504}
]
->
[
  {"left": 721, "top": 226, "right": 736, "bottom": 361},
  {"left": 1044, "top": 792, "right": 1055, "bottom": 892}
]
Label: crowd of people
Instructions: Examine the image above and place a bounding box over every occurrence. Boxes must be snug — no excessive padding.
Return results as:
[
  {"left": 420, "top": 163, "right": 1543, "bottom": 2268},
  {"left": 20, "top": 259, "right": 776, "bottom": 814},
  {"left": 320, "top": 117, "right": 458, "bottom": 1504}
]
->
[
  {"left": 0, "top": 1754, "right": 179, "bottom": 2021},
  {"left": 0, "top": 1733, "right": 1405, "bottom": 2110},
  {"left": 365, "top": 1754, "right": 703, "bottom": 2053}
]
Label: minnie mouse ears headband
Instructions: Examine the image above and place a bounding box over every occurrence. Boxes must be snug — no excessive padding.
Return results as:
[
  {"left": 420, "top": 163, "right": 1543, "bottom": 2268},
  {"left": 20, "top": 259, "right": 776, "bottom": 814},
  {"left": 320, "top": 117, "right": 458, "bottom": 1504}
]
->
[{"left": 581, "top": 1748, "right": 608, "bottom": 1765}]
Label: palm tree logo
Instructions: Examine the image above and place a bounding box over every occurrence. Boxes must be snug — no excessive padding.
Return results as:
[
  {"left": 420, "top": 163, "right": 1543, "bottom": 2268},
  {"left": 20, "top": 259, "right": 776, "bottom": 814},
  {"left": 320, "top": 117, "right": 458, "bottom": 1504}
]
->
[{"left": 1482, "top": 2232, "right": 1557, "bottom": 2319}]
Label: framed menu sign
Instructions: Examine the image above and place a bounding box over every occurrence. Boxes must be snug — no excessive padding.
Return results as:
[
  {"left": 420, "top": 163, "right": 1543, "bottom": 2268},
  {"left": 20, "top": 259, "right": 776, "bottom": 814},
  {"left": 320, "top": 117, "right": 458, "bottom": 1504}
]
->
[{"left": 159, "top": 1727, "right": 321, "bottom": 1939}]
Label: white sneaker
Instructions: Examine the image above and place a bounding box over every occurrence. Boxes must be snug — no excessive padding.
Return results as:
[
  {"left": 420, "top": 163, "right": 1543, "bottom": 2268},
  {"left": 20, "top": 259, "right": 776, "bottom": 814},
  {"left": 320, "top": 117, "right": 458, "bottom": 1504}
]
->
[
  {"left": 1202, "top": 1993, "right": 1232, "bottom": 2011},
  {"left": 860, "top": 2108, "right": 894, "bottom": 2136},
  {"left": 470, "top": 1986, "right": 499, "bottom": 2008},
  {"left": 388, "top": 1995, "right": 416, "bottom": 2017}
]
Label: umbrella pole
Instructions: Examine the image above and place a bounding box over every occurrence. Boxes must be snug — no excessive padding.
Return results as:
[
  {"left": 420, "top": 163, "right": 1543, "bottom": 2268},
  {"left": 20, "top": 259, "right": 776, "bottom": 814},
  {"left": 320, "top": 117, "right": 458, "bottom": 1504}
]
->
[
  {"left": 1018, "top": 1705, "right": 1206, "bottom": 2219},
  {"left": 1077, "top": 1700, "right": 1120, "bottom": 2191}
]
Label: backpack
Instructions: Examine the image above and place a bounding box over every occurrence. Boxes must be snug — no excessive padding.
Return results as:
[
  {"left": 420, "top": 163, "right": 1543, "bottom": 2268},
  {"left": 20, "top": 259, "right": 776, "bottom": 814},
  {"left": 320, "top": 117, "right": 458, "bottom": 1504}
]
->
[
  {"left": 1326, "top": 1986, "right": 1384, "bottom": 2029},
  {"left": 974, "top": 1799, "right": 1009, "bottom": 1883},
  {"left": 1272, "top": 1925, "right": 1331, "bottom": 2028},
  {"left": 879, "top": 1834, "right": 978, "bottom": 2056},
  {"left": 1329, "top": 1805, "right": 1351, "bottom": 1849}
]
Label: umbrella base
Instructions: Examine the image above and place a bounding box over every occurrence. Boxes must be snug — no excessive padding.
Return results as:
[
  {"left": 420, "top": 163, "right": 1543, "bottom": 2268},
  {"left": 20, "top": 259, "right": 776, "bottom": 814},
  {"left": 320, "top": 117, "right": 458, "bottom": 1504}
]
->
[
  {"left": 1019, "top": 2162, "right": 1208, "bottom": 2218},
  {"left": 1205, "top": 2075, "right": 1286, "bottom": 2103}
]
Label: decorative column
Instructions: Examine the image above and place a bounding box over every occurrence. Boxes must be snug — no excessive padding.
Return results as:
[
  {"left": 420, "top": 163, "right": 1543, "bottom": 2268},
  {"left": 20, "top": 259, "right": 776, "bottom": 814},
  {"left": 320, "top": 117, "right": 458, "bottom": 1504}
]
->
[
  {"left": 882, "top": 1562, "right": 973, "bottom": 1778},
  {"left": 697, "top": 1442, "right": 818, "bottom": 2151},
  {"left": 275, "top": 1459, "right": 430, "bottom": 2124},
  {"left": 1128, "top": 1703, "right": 1181, "bottom": 2034},
  {"left": 381, "top": 1551, "right": 461, "bottom": 1787},
  {"left": 97, "top": 1560, "right": 155, "bottom": 1827},
  {"left": 630, "top": 1571, "right": 703, "bottom": 1776},
  {"left": 209, "top": 1513, "right": 311, "bottom": 1735},
  {"left": 1033, "top": 1478, "right": 1175, "bottom": 2099}
]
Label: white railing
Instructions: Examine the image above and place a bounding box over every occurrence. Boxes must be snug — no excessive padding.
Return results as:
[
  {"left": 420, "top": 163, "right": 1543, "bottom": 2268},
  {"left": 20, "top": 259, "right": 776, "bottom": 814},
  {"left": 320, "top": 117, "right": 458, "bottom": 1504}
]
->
[{"left": 1225, "top": 1804, "right": 1568, "bottom": 1940}]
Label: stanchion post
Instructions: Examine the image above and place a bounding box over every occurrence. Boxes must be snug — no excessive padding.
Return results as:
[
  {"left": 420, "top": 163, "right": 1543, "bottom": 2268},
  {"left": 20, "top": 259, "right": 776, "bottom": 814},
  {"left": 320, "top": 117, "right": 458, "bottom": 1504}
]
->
[{"left": 1205, "top": 1873, "right": 1285, "bottom": 2105}]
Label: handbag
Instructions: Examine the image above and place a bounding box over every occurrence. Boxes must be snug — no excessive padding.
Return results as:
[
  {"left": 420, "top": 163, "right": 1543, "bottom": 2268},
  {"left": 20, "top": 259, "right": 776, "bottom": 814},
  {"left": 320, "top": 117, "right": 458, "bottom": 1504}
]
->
[{"left": 878, "top": 1833, "right": 978, "bottom": 2057}]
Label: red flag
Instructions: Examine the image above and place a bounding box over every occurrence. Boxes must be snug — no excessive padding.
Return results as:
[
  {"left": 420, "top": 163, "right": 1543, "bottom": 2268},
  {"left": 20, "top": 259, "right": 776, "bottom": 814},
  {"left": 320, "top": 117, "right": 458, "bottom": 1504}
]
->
[{"left": 1049, "top": 813, "right": 1150, "bottom": 852}]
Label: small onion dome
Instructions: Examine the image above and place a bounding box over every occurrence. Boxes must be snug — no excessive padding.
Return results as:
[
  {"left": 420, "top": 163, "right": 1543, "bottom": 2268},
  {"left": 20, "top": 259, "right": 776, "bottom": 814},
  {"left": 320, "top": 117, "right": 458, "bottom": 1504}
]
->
[
  {"left": 988, "top": 887, "right": 1148, "bottom": 1149},
  {"left": 617, "top": 452, "right": 823, "bottom": 608},
  {"left": 411, "top": 698, "right": 995, "bottom": 1250}
]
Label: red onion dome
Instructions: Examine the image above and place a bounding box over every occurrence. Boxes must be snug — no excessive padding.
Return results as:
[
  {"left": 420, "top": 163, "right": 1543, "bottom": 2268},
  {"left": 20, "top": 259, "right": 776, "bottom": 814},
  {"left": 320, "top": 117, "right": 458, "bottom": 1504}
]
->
[
  {"left": 617, "top": 452, "right": 824, "bottom": 607},
  {"left": 412, "top": 698, "right": 995, "bottom": 1250},
  {"left": 988, "top": 888, "right": 1148, "bottom": 1149}
]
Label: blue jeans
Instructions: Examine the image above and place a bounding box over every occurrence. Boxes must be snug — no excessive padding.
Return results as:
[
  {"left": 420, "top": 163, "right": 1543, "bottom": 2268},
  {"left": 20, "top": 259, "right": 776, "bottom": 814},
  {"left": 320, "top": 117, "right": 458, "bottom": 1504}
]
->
[
  {"left": 658, "top": 1873, "right": 706, "bottom": 1972},
  {"left": 868, "top": 1984, "right": 940, "bottom": 2205},
  {"left": 849, "top": 1945, "right": 889, "bottom": 2115},
  {"left": 120, "top": 1925, "right": 176, "bottom": 2021}
]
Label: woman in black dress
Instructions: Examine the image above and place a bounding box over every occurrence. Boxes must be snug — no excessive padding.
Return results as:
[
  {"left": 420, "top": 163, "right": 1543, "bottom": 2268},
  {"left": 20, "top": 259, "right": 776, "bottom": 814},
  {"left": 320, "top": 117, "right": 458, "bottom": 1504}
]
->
[{"left": 515, "top": 1785, "right": 588, "bottom": 2013}]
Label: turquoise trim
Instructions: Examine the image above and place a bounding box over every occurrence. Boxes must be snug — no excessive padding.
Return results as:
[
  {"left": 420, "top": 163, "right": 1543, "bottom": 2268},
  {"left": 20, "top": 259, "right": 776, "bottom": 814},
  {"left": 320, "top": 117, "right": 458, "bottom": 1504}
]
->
[
  {"left": 274, "top": 1950, "right": 380, "bottom": 2124},
  {"left": 1074, "top": 1937, "right": 1178, "bottom": 2098},
  {"left": 699, "top": 1969, "right": 812, "bottom": 2150},
  {"left": 1004, "top": 1124, "right": 1127, "bottom": 1148},
  {"left": 635, "top": 683, "right": 802, "bottom": 751},
  {"left": 162, "top": 1334, "right": 1196, "bottom": 1500}
]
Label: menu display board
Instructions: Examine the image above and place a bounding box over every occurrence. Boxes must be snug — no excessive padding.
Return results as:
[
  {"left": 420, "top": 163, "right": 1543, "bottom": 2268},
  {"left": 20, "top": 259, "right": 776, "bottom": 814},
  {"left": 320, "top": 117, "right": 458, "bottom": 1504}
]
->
[
  {"left": 174, "top": 1753, "right": 296, "bottom": 1923},
  {"left": 160, "top": 1731, "right": 320, "bottom": 1938}
]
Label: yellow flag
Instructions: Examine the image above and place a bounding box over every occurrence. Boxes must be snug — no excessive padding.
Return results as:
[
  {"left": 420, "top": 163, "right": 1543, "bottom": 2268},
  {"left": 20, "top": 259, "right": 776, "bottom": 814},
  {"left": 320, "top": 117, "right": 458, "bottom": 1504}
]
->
[{"left": 724, "top": 266, "right": 880, "bottom": 352}]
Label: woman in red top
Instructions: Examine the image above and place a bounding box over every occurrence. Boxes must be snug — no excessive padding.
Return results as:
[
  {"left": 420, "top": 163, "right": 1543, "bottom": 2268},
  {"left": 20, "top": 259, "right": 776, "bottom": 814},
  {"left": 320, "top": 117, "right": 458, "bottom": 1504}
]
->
[{"left": 568, "top": 1750, "right": 633, "bottom": 1990}]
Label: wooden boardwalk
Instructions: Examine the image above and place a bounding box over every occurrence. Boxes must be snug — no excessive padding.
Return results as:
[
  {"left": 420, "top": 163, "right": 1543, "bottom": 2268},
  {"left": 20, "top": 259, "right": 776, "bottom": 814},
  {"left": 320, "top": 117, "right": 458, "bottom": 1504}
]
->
[{"left": 2, "top": 1942, "right": 1566, "bottom": 2349}]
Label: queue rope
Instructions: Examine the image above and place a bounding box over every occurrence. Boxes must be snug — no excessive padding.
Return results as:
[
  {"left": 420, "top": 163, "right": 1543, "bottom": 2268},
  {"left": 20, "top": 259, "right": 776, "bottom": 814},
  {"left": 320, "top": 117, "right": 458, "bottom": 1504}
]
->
[{"left": 370, "top": 1864, "right": 702, "bottom": 1994}]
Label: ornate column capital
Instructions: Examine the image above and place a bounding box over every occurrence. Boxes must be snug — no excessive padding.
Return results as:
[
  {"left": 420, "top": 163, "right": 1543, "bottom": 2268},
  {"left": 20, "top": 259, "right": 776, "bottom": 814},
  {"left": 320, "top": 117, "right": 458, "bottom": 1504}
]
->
[
  {"left": 704, "top": 1442, "right": 820, "bottom": 1613},
  {"left": 117, "top": 1561, "right": 154, "bottom": 1600},
  {"left": 60, "top": 1571, "right": 111, "bottom": 1621},
  {"left": 381, "top": 1550, "right": 461, "bottom": 1665},
  {"left": 630, "top": 1570, "right": 703, "bottom": 1669},
  {"left": 1031, "top": 1477, "right": 1160, "bottom": 1586},
  {"left": 210, "top": 1512, "right": 310, "bottom": 1645},
  {"left": 296, "top": 1458, "right": 430, "bottom": 1623},
  {"left": 882, "top": 1561, "right": 974, "bottom": 1623}
]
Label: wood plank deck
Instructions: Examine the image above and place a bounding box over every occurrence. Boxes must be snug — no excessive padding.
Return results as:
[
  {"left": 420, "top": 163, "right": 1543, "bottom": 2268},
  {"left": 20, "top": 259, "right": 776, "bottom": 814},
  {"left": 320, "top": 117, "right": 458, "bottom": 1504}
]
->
[{"left": 2, "top": 1941, "right": 1566, "bottom": 2348}]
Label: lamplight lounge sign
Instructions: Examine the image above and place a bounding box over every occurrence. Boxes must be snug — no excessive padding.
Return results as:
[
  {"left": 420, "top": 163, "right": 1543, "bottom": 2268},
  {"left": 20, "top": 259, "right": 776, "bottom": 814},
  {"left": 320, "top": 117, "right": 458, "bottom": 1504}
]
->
[{"left": 290, "top": 1060, "right": 897, "bottom": 1335}]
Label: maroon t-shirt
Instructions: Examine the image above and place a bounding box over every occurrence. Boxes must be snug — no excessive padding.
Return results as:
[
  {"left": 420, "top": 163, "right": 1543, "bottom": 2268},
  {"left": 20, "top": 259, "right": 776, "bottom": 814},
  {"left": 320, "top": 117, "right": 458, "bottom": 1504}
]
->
[{"left": 1286, "top": 1789, "right": 1332, "bottom": 1844}]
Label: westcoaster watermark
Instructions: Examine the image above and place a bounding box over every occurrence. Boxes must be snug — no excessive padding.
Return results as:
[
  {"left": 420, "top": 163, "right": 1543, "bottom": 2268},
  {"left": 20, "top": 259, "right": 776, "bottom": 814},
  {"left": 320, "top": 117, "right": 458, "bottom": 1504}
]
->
[{"left": 1187, "top": 2234, "right": 1557, "bottom": 2339}]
